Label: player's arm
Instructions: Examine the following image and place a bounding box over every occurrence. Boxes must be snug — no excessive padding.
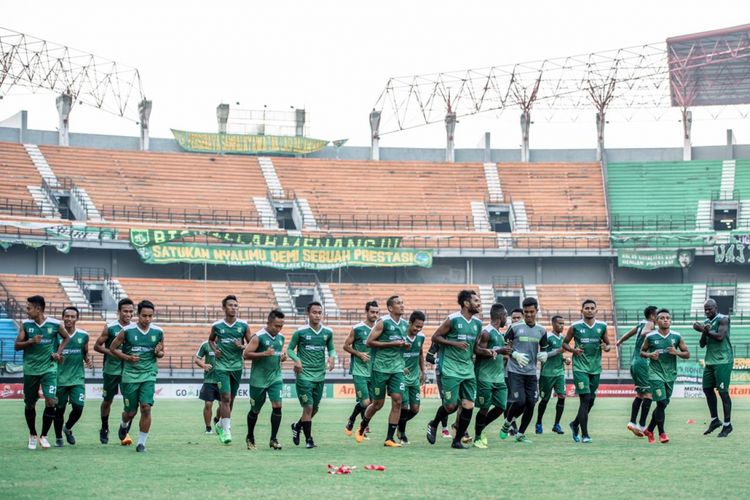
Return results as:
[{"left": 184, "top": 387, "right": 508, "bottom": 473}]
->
[
  {"left": 14, "top": 326, "right": 38, "bottom": 351},
  {"left": 53, "top": 327, "right": 71, "bottom": 362},
  {"left": 343, "top": 328, "right": 368, "bottom": 362},
  {"left": 615, "top": 325, "right": 638, "bottom": 347},
  {"left": 208, "top": 326, "right": 220, "bottom": 359},
  {"left": 600, "top": 328, "right": 611, "bottom": 352},
  {"left": 286, "top": 330, "right": 303, "bottom": 374},
  {"left": 425, "top": 340, "right": 439, "bottom": 364},
  {"left": 366, "top": 320, "right": 401, "bottom": 348},
  {"left": 669, "top": 338, "right": 690, "bottom": 359},
  {"left": 238, "top": 326, "right": 253, "bottom": 350},
  {"left": 432, "top": 318, "right": 467, "bottom": 350},
  {"left": 109, "top": 331, "right": 137, "bottom": 363},
  {"left": 326, "top": 331, "right": 337, "bottom": 371},
  {"left": 562, "top": 326, "right": 581, "bottom": 355},
  {"left": 94, "top": 324, "right": 111, "bottom": 355},
  {"left": 474, "top": 330, "right": 495, "bottom": 358},
  {"left": 194, "top": 344, "right": 210, "bottom": 370},
  {"left": 418, "top": 340, "right": 426, "bottom": 384},
  {"left": 640, "top": 337, "right": 657, "bottom": 360},
  {"left": 155, "top": 334, "right": 165, "bottom": 359},
  {"left": 243, "top": 335, "right": 267, "bottom": 360},
  {"left": 83, "top": 334, "right": 94, "bottom": 369},
  {"left": 705, "top": 316, "right": 728, "bottom": 342}
]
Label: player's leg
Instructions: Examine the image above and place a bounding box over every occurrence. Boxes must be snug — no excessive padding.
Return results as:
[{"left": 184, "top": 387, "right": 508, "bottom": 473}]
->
[
  {"left": 384, "top": 375, "right": 404, "bottom": 447},
  {"left": 246, "top": 386, "right": 266, "bottom": 449},
  {"left": 427, "top": 376, "right": 459, "bottom": 444},
  {"left": 473, "top": 381, "right": 491, "bottom": 446},
  {"left": 135, "top": 381, "right": 155, "bottom": 452},
  {"left": 570, "top": 371, "right": 591, "bottom": 442},
  {"left": 397, "top": 385, "right": 412, "bottom": 442},
  {"left": 199, "top": 383, "right": 214, "bottom": 432},
  {"left": 61, "top": 386, "right": 84, "bottom": 445},
  {"left": 39, "top": 372, "right": 58, "bottom": 448},
  {"left": 23, "top": 374, "right": 42, "bottom": 449},
  {"left": 268, "top": 382, "right": 283, "bottom": 449},
  {"left": 701, "top": 365, "right": 722, "bottom": 434},
  {"left": 118, "top": 382, "right": 138, "bottom": 445},
  {"left": 347, "top": 375, "right": 370, "bottom": 435},
  {"left": 305, "top": 381, "right": 324, "bottom": 447},
  {"left": 644, "top": 380, "right": 666, "bottom": 443},
  {"left": 716, "top": 363, "right": 733, "bottom": 437},
  {"left": 628, "top": 364, "right": 644, "bottom": 433},
  {"left": 638, "top": 394, "right": 652, "bottom": 431},
  {"left": 451, "top": 379, "right": 475, "bottom": 449},
  {"left": 100, "top": 373, "right": 119, "bottom": 443},
  {"left": 515, "top": 375, "right": 536, "bottom": 441},
  {"left": 500, "top": 373, "right": 526, "bottom": 439},
  {"left": 357, "top": 372, "right": 386, "bottom": 442},
  {"left": 536, "top": 376, "right": 553, "bottom": 433},
  {"left": 552, "top": 375, "right": 566, "bottom": 433},
  {"left": 53, "top": 387, "right": 68, "bottom": 445}
]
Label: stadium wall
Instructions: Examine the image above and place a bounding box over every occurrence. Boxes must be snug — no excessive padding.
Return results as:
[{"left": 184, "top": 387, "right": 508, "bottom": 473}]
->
[{"left": 1, "top": 126, "right": 749, "bottom": 162}]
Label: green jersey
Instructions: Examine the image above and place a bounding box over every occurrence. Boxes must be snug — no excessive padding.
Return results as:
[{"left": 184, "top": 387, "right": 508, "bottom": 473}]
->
[
  {"left": 403, "top": 333, "right": 425, "bottom": 385},
  {"left": 370, "top": 315, "right": 408, "bottom": 374},
  {"left": 58, "top": 329, "right": 88, "bottom": 386},
  {"left": 21, "top": 317, "right": 62, "bottom": 376},
  {"left": 348, "top": 322, "right": 373, "bottom": 378},
  {"left": 103, "top": 320, "right": 129, "bottom": 376},
  {"left": 540, "top": 333, "right": 565, "bottom": 377},
  {"left": 287, "top": 325, "right": 335, "bottom": 382},
  {"left": 631, "top": 321, "right": 651, "bottom": 365},
  {"left": 475, "top": 325, "right": 506, "bottom": 384},
  {"left": 195, "top": 341, "right": 217, "bottom": 384},
  {"left": 570, "top": 319, "right": 608, "bottom": 375},
  {"left": 249, "top": 329, "right": 285, "bottom": 387},
  {"left": 120, "top": 324, "right": 164, "bottom": 383},
  {"left": 211, "top": 319, "right": 249, "bottom": 372},
  {"left": 439, "top": 312, "right": 482, "bottom": 379},
  {"left": 703, "top": 314, "right": 733, "bottom": 365},
  {"left": 645, "top": 330, "right": 682, "bottom": 383}
]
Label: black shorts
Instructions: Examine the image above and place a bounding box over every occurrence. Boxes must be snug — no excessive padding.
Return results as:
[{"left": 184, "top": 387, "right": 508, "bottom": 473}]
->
[
  {"left": 199, "top": 383, "right": 221, "bottom": 402},
  {"left": 507, "top": 372, "right": 538, "bottom": 405}
]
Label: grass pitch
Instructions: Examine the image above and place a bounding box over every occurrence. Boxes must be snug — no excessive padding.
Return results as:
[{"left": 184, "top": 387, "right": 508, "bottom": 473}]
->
[{"left": 0, "top": 398, "right": 747, "bottom": 499}]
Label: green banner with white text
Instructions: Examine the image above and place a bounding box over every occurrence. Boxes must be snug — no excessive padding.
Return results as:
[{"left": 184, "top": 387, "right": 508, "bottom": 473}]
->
[
  {"left": 617, "top": 249, "right": 693, "bottom": 269},
  {"left": 135, "top": 243, "right": 432, "bottom": 269}
]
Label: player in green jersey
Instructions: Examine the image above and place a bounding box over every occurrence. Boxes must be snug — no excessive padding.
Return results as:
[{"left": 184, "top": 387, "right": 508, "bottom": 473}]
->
[
  {"left": 94, "top": 297, "right": 135, "bottom": 444},
  {"left": 616, "top": 305, "right": 656, "bottom": 437},
  {"left": 15, "top": 295, "right": 70, "bottom": 450},
  {"left": 397, "top": 310, "right": 426, "bottom": 445},
  {"left": 110, "top": 300, "right": 165, "bottom": 453},
  {"left": 563, "top": 299, "right": 610, "bottom": 443},
  {"left": 343, "top": 300, "right": 379, "bottom": 437},
  {"left": 208, "top": 295, "right": 251, "bottom": 444},
  {"left": 426, "top": 290, "right": 483, "bottom": 449},
  {"left": 641, "top": 308, "right": 690, "bottom": 444},
  {"left": 243, "top": 309, "right": 287, "bottom": 450},
  {"left": 194, "top": 340, "right": 220, "bottom": 434},
  {"left": 472, "top": 303, "right": 512, "bottom": 448},
  {"left": 693, "top": 298, "right": 733, "bottom": 437},
  {"left": 54, "top": 306, "right": 92, "bottom": 447},
  {"left": 287, "top": 301, "right": 336, "bottom": 449},
  {"left": 535, "top": 315, "right": 570, "bottom": 435},
  {"left": 355, "top": 295, "right": 409, "bottom": 447},
  {"left": 499, "top": 297, "right": 549, "bottom": 444}
]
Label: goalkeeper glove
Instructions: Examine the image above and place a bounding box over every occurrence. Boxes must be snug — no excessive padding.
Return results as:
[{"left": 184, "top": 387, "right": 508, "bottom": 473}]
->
[
  {"left": 511, "top": 351, "right": 529, "bottom": 368},
  {"left": 537, "top": 351, "right": 549, "bottom": 363}
]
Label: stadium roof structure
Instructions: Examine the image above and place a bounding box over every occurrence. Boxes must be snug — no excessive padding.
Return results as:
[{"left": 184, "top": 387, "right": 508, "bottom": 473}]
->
[
  {"left": 372, "top": 24, "right": 750, "bottom": 161},
  {"left": 0, "top": 26, "right": 145, "bottom": 120}
]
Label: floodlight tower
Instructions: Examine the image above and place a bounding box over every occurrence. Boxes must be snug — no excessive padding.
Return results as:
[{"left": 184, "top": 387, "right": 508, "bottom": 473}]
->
[
  {"left": 369, "top": 109, "right": 381, "bottom": 161},
  {"left": 139, "top": 99, "right": 152, "bottom": 151},
  {"left": 56, "top": 93, "right": 72, "bottom": 146},
  {"left": 216, "top": 103, "right": 230, "bottom": 156}
]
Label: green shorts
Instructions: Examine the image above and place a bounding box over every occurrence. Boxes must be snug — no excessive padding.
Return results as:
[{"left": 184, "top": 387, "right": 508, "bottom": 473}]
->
[
  {"left": 102, "top": 372, "right": 122, "bottom": 402},
  {"left": 402, "top": 383, "right": 421, "bottom": 407},
  {"left": 703, "top": 363, "right": 732, "bottom": 393},
  {"left": 573, "top": 372, "right": 600, "bottom": 395},
  {"left": 23, "top": 372, "right": 58, "bottom": 405},
  {"left": 539, "top": 374, "right": 566, "bottom": 401},
  {"left": 352, "top": 375, "right": 372, "bottom": 404},
  {"left": 56, "top": 385, "right": 85, "bottom": 408},
  {"left": 476, "top": 380, "right": 507, "bottom": 410},
  {"left": 650, "top": 380, "right": 674, "bottom": 403},
  {"left": 630, "top": 361, "right": 651, "bottom": 394},
  {"left": 249, "top": 381, "right": 283, "bottom": 412},
  {"left": 296, "top": 379, "right": 324, "bottom": 409},
  {"left": 215, "top": 369, "right": 242, "bottom": 397},
  {"left": 440, "top": 376, "right": 477, "bottom": 406},
  {"left": 370, "top": 370, "right": 405, "bottom": 401},
  {"left": 121, "top": 381, "right": 155, "bottom": 413}
]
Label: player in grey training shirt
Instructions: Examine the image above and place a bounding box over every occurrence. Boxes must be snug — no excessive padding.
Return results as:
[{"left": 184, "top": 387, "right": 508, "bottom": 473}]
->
[{"left": 499, "top": 297, "right": 548, "bottom": 443}]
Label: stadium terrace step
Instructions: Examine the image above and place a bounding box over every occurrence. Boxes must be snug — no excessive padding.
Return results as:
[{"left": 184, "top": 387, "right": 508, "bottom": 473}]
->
[
  {"left": 478, "top": 285, "right": 495, "bottom": 313},
  {"left": 58, "top": 277, "right": 92, "bottom": 312},
  {"left": 470, "top": 201, "right": 491, "bottom": 232},
  {"left": 258, "top": 156, "right": 285, "bottom": 198},
  {"left": 511, "top": 201, "right": 529, "bottom": 232},
  {"left": 252, "top": 196, "right": 281, "bottom": 229},
  {"left": 26, "top": 185, "right": 60, "bottom": 218},
  {"left": 270, "top": 282, "right": 295, "bottom": 316},
  {"left": 483, "top": 163, "right": 503, "bottom": 203},
  {"left": 318, "top": 283, "right": 339, "bottom": 317},
  {"left": 295, "top": 198, "right": 318, "bottom": 230},
  {"left": 23, "top": 144, "right": 57, "bottom": 184},
  {"left": 690, "top": 284, "right": 707, "bottom": 316},
  {"left": 720, "top": 160, "right": 736, "bottom": 200}
]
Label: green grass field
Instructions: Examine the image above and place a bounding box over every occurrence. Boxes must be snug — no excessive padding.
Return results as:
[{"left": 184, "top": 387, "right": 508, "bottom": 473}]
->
[{"left": 1, "top": 398, "right": 747, "bottom": 499}]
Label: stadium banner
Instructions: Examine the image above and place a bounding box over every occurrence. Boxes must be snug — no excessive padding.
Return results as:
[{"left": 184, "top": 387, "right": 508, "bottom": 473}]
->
[
  {"left": 674, "top": 359, "right": 750, "bottom": 398},
  {"left": 135, "top": 243, "right": 433, "bottom": 269},
  {"left": 570, "top": 384, "right": 635, "bottom": 397},
  {"left": 610, "top": 232, "right": 715, "bottom": 249},
  {"left": 714, "top": 233, "right": 750, "bottom": 264},
  {"left": 617, "top": 249, "right": 693, "bottom": 269},
  {"left": 129, "top": 228, "right": 401, "bottom": 249},
  {"left": 0, "top": 221, "right": 117, "bottom": 241},
  {"left": 83, "top": 383, "right": 332, "bottom": 400},
  {"left": 171, "top": 128, "right": 329, "bottom": 155},
  {"left": 0, "top": 237, "right": 71, "bottom": 254},
  {"left": 334, "top": 383, "right": 440, "bottom": 399}
]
